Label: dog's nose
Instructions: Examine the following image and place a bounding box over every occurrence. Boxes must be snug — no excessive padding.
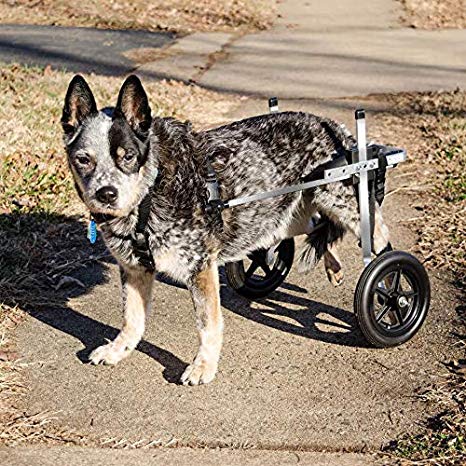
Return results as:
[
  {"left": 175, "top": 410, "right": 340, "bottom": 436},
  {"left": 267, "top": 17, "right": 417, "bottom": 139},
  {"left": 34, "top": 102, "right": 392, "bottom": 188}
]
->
[{"left": 96, "top": 186, "right": 118, "bottom": 205}]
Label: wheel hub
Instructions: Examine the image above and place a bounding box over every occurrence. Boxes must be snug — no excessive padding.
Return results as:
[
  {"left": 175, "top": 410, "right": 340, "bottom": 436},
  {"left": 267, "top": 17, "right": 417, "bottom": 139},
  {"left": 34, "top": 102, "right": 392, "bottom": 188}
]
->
[{"left": 397, "top": 295, "right": 409, "bottom": 309}]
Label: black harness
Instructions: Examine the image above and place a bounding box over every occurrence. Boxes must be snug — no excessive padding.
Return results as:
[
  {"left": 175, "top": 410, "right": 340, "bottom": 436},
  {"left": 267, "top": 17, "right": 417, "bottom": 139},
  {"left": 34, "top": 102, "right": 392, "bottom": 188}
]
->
[{"left": 129, "top": 188, "right": 156, "bottom": 271}]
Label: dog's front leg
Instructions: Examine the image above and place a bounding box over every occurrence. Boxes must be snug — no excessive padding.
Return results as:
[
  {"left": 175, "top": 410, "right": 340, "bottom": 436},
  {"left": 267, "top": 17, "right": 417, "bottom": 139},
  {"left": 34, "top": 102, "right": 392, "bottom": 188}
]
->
[
  {"left": 181, "top": 260, "right": 223, "bottom": 386},
  {"left": 89, "top": 266, "right": 154, "bottom": 366}
]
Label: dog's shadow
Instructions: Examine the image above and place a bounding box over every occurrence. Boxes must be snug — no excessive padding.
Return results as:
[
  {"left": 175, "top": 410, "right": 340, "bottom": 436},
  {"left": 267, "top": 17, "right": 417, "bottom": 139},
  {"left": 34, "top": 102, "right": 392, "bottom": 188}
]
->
[
  {"left": 29, "top": 301, "right": 188, "bottom": 384},
  {"left": 3, "top": 212, "right": 366, "bottom": 387},
  {"left": 1, "top": 212, "right": 187, "bottom": 383}
]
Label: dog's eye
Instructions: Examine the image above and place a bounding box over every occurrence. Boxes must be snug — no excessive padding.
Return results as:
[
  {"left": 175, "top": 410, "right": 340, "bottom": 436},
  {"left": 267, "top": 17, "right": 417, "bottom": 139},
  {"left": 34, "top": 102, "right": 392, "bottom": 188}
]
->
[
  {"left": 116, "top": 146, "right": 135, "bottom": 163},
  {"left": 76, "top": 154, "right": 90, "bottom": 166}
]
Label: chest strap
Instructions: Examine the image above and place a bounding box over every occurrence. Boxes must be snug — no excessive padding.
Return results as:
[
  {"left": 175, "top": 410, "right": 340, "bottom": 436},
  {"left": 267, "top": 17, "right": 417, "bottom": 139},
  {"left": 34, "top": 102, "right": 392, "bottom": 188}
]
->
[
  {"left": 205, "top": 159, "right": 224, "bottom": 214},
  {"left": 132, "top": 187, "right": 155, "bottom": 271}
]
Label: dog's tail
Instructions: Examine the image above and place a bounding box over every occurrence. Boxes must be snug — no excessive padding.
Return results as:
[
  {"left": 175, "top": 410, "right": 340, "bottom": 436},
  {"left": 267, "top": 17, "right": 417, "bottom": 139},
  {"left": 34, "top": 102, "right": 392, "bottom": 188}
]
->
[{"left": 297, "top": 214, "right": 345, "bottom": 272}]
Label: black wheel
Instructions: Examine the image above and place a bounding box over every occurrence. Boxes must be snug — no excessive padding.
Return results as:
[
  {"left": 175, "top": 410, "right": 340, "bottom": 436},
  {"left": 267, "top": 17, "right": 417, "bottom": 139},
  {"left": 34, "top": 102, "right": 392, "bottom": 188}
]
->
[
  {"left": 354, "top": 250, "right": 430, "bottom": 348},
  {"left": 225, "top": 238, "right": 295, "bottom": 299}
]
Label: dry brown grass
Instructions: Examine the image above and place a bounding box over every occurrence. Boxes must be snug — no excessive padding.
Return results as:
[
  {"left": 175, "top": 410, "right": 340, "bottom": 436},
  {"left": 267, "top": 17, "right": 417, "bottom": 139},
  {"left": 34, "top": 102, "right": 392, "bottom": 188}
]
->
[
  {"left": 369, "top": 90, "right": 466, "bottom": 290},
  {"left": 0, "top": 0, "right": 277, "bottom": 34},
  {"left": 370, "top": 90, "right": 466, "bottom": 465},
  {"left": 0, "top": 63, "right": 236, "bottom": 215},
  {"left": 398, "top": 0, "right": 466, "bottom": 29}
]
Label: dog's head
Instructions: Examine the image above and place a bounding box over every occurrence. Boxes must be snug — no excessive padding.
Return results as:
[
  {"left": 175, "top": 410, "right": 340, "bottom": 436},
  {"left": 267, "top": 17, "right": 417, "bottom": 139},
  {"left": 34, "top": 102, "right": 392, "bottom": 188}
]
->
[{"left": 62, "top": 75, "right": 154, "bottom": 217}]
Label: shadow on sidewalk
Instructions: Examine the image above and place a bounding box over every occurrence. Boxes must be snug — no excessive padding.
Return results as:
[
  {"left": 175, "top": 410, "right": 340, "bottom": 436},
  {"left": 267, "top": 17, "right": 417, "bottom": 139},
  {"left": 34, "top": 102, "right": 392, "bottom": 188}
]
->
[
  {"left": 219, "top": 269, "right": 368, "bottom": 348},
  {"left": 0, "top": 212, "right": 187, "bottom": 383},
  {"left": 0, "top": 24, "right": 174, "bottom": 75},
  {"left": 1, "top": 211, "right": 367, "bottom": 387}
]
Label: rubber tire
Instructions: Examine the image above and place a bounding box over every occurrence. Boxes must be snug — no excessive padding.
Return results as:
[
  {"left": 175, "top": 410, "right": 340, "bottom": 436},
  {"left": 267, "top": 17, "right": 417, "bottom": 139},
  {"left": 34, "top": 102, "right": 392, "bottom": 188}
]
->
[
  {"left": 225, "top": 238, "right": 295, "bottom": 300},
  {"left": 354, "top": 250, "right": 430, "bottom": 348}
]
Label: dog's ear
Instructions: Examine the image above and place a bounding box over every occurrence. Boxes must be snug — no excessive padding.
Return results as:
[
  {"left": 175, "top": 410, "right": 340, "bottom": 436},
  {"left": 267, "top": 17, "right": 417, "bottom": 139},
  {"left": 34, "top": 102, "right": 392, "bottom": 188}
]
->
[
  {"left": 62, "top": 75, "right": 97, "bottom": 141},
  {"left": 115, "top": 75, "right": 151, "bottom": 133}
]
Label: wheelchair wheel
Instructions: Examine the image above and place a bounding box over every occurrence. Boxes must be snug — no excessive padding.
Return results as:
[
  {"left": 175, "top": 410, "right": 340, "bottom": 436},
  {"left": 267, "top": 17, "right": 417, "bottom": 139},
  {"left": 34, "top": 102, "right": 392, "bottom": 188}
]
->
[
  {"left": 355, "top": 250, "right": 430, "bottom": 348},
  {"left": 225, "top": 238, "right": 295, "bottom": 300}
]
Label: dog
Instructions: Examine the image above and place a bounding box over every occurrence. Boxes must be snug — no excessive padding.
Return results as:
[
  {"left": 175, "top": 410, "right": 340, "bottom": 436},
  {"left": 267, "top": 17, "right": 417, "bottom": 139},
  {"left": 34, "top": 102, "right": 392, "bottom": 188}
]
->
[{"left": 61, "top": 75, "right": 390, "bottom": 385}]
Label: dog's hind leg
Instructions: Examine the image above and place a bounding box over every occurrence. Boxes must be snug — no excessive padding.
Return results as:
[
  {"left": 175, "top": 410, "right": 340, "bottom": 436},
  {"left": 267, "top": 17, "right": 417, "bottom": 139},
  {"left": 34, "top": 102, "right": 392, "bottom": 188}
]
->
[
  {"left": 181, "top": 259, "right": 223, "bottom": 386},
  {"left": 297, "top": 212, "right": 345, "bottom": 276},
  {"left": 89, "top": 266, "right": 154, "bottom": 366},
  {"left": 312, "top": 183, "right": 391, "bottom": 255},
  {"left": 324, "top": 244, "right": 344, "bottom": 286}
]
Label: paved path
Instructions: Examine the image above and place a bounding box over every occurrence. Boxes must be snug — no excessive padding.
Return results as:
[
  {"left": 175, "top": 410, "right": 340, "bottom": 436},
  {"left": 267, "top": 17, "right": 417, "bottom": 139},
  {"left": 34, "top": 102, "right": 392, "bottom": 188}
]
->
[
  {"left": 1, "top": 446, "right": 379, "bottom": 466},
  {"left": 140, "top": 0, "right": 466, "bottom": 98},
  {"left": 0, "top": 24, "right": 173, "bottom": 75}
]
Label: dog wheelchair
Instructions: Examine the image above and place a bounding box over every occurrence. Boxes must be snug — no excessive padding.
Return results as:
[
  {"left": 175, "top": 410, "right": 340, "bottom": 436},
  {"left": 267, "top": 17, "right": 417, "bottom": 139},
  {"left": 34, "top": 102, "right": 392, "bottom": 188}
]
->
[{"left": 215, "top": 100, "right": 430, "bottom": 348}]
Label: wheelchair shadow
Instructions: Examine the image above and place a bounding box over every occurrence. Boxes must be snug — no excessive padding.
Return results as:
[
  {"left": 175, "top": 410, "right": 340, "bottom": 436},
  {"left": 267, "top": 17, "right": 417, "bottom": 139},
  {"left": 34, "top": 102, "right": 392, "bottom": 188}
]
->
[{"left": 218, "top": 269, "right": 368, "bottom": 348}]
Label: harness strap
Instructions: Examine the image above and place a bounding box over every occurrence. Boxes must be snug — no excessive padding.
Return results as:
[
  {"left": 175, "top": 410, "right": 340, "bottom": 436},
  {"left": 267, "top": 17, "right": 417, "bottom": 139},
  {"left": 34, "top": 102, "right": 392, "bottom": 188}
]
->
[
  {"left": 205, "top": 158, "right": 225, "bottom": 214},
  {"left": 91, "top": 187, "right": 155, "bottom": 272},
  {"left": 375, "top": 150, "right": 388, "bottom": 205},
  {"left": 132, "top": 187, "right": 155, "bottom": 271}
]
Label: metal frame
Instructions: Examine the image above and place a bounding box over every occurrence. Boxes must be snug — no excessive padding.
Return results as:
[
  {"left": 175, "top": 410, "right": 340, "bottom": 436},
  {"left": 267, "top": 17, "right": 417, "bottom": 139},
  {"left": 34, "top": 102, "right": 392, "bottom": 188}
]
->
[
  {"left": 209, "top": 103, "right": 407, "bottom": 267},
  {"left": 356, "top": 109, "right": 372, "bottom": 266}
]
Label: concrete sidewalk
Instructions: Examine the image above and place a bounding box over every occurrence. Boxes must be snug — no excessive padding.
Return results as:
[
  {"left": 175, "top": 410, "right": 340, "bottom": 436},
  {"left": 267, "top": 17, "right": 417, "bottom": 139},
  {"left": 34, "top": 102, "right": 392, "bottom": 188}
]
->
[
  {"left": 0, "top": 24, "right": 174, "bottom": 75},
  {"left": 0, "top": 447, "right": 380, "bottom": 466},
  {"left": 140, "top": 0, "right": 466, "bottom": 98}
]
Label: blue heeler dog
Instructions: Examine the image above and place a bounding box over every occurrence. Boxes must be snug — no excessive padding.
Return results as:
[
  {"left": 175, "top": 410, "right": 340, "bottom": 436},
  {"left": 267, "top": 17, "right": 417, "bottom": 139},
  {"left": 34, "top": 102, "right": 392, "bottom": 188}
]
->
[{"left": 61, "top": 75, "right": 390, "bottom": 385}]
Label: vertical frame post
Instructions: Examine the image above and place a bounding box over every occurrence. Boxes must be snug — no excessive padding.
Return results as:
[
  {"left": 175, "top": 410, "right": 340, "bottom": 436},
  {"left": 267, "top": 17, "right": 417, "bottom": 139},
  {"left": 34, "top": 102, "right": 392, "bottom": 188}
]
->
[
  {"left": 268, "top": 97, "right": 279, "bottom": 113},
  {"left": 355, "top": 109, "right": 372, "bottom": 266}
]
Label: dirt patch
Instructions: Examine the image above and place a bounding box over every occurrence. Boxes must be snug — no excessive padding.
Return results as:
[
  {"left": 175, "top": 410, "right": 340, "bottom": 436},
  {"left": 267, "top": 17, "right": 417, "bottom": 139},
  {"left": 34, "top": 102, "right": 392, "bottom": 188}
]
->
[
  {"left": 0, "top": 0, "right": 277, "bottom": 34},
  {"left": 122, "top": 47, "right": 179, "bottom": 65},
  {"left": 397, "top": 0, "right": 466, "bottom": 29}
]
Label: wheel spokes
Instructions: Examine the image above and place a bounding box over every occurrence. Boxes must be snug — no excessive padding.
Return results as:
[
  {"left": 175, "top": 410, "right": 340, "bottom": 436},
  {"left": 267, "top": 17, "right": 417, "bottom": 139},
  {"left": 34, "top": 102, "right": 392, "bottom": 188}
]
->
[
  {"left": 375, "top": 287, "right": 390, "bottom": 302},
  {"left": 394, "top": 308, "right": 405, "bottom": 325},
  {"left": 376, "top": 305, "right": 391, "bottom": 323},
  {"left": 260, "top": 263, "right": 271, "bottom": 275},
  {"left": 245, "top": 262, "right": 259, "bottom": 278},
  {"left": 391, "top": 269, "right": 401, "bottom": 293}
]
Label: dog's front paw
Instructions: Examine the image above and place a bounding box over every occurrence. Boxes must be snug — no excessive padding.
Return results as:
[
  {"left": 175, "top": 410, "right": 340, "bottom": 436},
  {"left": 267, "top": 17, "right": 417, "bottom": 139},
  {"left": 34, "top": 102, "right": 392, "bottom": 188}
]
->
[
  {"left": 89, "top": 343, "right": 128, "bottom": 366},
  {"left": 180, "top": 360, "right": 217, "bottom": 386}
]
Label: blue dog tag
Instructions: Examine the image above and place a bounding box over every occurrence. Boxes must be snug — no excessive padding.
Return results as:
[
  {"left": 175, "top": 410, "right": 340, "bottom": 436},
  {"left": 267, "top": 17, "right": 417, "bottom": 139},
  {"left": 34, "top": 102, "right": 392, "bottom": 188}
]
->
[{"left": 87, "top": 218, "right": 97, "bottom": 244}]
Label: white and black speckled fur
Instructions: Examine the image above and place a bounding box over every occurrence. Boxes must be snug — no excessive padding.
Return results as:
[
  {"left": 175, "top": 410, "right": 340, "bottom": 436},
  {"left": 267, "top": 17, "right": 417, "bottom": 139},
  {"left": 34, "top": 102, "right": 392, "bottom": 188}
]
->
[{"left": 62, "top": 75, "right": 390, "bottom": 385}]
